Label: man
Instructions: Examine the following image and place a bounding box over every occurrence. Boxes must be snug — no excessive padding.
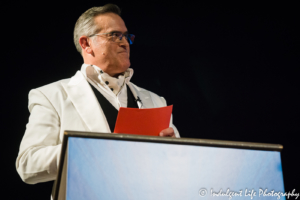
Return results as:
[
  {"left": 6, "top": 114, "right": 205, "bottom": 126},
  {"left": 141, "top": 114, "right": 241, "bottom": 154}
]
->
[{"left": 16, "top": 4, "right": 179, "bottom": 185}]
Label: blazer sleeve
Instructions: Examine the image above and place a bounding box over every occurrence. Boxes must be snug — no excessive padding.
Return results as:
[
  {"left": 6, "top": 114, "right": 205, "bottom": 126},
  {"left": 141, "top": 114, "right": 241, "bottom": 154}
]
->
[
  {"left": 147, "top": 90, "right": 180, "bottom": 138},
  {"left": 16, "top": 89, "right": 61, "bottom": 184},
  {"left": 160, "top": 97, "right": 180, "bottom": 138}
]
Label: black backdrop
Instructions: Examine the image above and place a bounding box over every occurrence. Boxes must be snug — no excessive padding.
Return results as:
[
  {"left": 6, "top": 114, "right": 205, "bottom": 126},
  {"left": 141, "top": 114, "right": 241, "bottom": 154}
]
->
[{"left": 2, "top": 1, "right": 299, "bottom": 199}]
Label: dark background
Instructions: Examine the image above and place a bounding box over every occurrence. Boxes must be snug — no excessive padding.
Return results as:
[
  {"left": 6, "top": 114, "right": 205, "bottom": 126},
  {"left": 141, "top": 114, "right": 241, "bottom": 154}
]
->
[{"left": 2, "top": 1, "right": 299, "bottom": 199}]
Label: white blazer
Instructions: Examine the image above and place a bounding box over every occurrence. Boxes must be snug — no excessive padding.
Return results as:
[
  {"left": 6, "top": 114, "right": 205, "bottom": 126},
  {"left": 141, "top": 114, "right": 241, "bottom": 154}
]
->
[{"left": 16, "top": 70, "right": 179, "bottom": 184}]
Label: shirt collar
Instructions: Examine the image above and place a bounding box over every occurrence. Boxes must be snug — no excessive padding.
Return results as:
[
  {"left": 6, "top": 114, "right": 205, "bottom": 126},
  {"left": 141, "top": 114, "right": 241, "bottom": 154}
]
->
[{"left": 81, "top": 63, "right": 134, "bottom": 95}]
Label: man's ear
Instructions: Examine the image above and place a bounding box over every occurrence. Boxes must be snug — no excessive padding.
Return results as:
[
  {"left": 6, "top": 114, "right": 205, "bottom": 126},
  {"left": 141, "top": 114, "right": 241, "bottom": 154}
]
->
[{"left": 79, "top": 36, "right": 93, "bottom": 54}]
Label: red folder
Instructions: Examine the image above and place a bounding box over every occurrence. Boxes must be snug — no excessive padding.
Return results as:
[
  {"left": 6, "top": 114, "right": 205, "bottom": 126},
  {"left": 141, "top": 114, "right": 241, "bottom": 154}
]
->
[{"left": 114, "top": 105, "right": 173, "bottom": 136}]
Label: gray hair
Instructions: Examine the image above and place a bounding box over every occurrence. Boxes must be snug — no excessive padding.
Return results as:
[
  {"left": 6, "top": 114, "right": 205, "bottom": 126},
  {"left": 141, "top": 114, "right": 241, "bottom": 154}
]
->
[{"left": 73, "top": 4, "right": 121, "bottom": 55}]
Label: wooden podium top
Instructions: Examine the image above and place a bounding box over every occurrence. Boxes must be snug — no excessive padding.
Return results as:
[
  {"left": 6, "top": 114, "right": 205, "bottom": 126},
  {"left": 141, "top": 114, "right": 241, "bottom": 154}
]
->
[{"left": 64, "top": 130, "right": 283, "bottom": 151}]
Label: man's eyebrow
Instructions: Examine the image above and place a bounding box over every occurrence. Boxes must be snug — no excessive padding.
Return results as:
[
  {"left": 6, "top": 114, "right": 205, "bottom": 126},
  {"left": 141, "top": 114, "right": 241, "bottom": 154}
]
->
[{"left": 110, "top": 30, "right": 129, "bottom": 34}]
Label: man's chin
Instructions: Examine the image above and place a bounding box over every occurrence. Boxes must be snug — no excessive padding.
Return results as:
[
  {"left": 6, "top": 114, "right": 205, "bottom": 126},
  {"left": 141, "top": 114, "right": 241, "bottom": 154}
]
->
[
  {"left": 120, "top": 60, "right": 131, "bottom": 71},
  {"left": 111, "top": 62, "right": 130, "bottom": 76}
]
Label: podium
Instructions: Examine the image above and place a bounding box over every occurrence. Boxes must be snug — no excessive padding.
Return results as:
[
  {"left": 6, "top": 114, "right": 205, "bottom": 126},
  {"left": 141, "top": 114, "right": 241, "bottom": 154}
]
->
[{"left": 52, "top": 131, "right": 285, "bottom": 200}]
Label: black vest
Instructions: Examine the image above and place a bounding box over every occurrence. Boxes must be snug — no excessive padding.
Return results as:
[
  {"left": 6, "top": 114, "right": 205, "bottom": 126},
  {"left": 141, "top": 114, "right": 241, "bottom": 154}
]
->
[{"left": 89, "top": 83, "right": 139, "bottom": 132}]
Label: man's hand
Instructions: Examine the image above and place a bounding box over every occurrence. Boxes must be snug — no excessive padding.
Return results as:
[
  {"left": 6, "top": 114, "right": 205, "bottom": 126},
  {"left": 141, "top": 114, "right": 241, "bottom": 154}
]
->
[{"left": 159, "top": 127, "right": 175, "bottom": 137}]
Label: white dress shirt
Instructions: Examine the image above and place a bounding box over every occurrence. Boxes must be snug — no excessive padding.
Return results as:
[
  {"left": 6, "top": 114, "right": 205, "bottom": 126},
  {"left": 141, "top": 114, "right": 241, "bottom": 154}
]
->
[{"left": 81, "top": 64, "right": 134, "bottom": 110}]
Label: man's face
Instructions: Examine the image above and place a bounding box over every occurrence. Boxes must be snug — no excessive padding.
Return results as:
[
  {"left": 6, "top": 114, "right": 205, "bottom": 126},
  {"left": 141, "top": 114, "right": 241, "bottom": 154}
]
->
[{"left": 90, "top": 13, "right": 130, "bottom": 76}]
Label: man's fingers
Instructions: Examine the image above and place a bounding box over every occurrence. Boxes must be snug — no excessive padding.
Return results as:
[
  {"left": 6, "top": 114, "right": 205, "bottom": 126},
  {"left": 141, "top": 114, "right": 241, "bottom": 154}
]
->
[{"left": 159, "top": 127, "right": 175, "bottom": 137}]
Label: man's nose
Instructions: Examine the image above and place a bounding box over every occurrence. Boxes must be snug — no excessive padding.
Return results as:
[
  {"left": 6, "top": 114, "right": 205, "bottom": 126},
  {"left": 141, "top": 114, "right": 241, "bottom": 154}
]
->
[
  {"left": 119, "top": 36, "right": 129, "bottom": 45},
  {"left": 119, "top": 37, "right": 129, "bottom": 48}
]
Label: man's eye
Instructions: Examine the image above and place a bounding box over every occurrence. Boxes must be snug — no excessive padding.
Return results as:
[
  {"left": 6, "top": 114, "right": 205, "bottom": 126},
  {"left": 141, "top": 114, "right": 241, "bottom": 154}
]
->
[{"left": 111, "top": 32, "right": 121, "bottom": 37}]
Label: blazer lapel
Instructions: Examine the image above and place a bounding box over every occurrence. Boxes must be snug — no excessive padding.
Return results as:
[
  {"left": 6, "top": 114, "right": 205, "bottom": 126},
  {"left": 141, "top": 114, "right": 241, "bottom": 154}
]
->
[
  {"left": 127, "top": 82, "right": 154, "bottom": 108},
  {"left": 61, "top": 71, "right": 111, "bottom": 133}
]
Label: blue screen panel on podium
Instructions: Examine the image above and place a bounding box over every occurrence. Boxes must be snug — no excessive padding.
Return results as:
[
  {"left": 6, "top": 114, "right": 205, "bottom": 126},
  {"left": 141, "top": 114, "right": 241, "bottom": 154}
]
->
[{"left": 66, "top": 137, "right": 284, "bottom": 200}]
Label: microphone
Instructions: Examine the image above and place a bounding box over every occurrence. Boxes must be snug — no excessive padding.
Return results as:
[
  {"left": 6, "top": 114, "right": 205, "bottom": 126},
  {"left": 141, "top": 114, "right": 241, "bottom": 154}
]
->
[{"left": 135, "top": 96, "right": 142, "bottom": 103}]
